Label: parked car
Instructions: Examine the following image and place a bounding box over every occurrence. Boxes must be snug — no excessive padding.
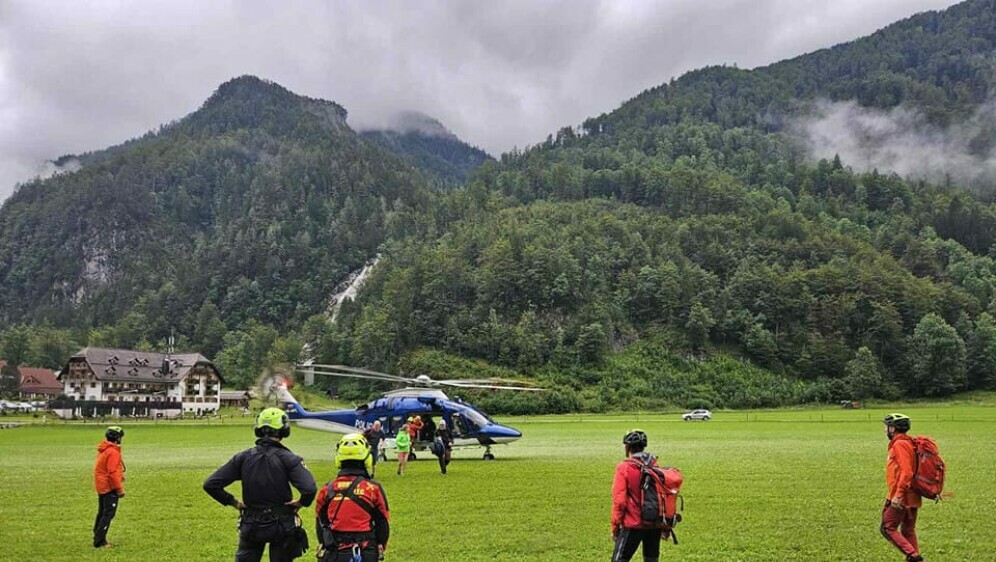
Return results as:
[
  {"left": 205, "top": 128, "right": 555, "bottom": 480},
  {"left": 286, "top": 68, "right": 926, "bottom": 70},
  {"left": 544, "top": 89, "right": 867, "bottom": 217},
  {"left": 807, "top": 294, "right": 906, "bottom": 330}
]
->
[{"left": 682, "top": 409, "right": 712, "bottom": 421}]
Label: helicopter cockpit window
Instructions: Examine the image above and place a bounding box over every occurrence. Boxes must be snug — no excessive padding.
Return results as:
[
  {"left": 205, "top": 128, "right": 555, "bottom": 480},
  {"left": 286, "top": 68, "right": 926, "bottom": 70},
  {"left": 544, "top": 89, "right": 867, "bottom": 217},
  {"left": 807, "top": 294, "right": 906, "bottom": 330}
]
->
[
  {"left": 461, "top": 408, "right": 489, "bottom": 429},
  {"left": 451, "top": 412, "right": 471, "bottom": 436}
]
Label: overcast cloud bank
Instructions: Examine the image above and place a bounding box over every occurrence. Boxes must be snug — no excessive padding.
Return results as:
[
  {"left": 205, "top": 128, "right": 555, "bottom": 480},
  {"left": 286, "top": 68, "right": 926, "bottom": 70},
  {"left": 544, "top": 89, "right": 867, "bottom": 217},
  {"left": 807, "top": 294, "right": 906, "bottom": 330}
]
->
[{"left": 0, "top": 0, "right": 961, "bottom": 201}]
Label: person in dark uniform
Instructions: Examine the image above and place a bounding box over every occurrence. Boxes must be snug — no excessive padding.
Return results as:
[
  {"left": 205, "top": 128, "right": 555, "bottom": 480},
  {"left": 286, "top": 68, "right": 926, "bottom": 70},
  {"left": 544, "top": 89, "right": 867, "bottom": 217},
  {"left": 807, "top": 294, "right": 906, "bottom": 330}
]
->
[
  {"left": 434, "top": 420, "right": 453, "bottom": 474},
  {"left": 315, "top": 433, "right": 390, "bottom": 562},
  {"left": 204, "top": 407, "right": 317, "bottom": 562}
]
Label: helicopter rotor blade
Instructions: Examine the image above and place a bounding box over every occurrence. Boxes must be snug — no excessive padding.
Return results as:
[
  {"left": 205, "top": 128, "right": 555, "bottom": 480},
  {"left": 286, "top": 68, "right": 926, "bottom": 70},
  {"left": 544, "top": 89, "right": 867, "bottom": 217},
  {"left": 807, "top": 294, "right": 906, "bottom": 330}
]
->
[
  {"left": 437, "top": 381, "right": 545, "bottom": 391},
  {"left": 296, "top": 366, "right": 414, "bottom": 384},
  {"left": 302, "top": 364, "right": 415, "bottom": 383}
]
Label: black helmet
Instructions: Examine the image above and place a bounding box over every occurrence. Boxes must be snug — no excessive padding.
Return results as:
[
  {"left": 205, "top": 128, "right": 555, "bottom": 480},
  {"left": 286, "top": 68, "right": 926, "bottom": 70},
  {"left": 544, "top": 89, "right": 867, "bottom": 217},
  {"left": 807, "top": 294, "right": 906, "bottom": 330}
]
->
[
  {"left": 622, "top": 429, "right": 648, "bottom": 449},
  {"left": 105, "top": 426, "right": 124, "bottom": 443},
  {"left": 883, "top": 413, "right": 911, "bottom": 433}
]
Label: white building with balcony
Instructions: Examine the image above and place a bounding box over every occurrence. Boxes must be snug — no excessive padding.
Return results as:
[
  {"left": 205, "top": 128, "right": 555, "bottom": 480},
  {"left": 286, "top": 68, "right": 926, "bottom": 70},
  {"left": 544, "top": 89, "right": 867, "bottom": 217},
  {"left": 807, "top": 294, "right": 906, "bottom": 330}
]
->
[{"left": 55, "top": 348, "right": 223, "bottom": 419}]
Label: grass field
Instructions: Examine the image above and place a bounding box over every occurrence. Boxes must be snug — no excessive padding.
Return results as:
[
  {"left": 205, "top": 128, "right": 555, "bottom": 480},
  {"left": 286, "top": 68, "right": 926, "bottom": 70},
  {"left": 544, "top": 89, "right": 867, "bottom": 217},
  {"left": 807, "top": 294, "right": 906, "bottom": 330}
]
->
[{"left": 1, "top": 404, "right": 994, "bottom": 561}]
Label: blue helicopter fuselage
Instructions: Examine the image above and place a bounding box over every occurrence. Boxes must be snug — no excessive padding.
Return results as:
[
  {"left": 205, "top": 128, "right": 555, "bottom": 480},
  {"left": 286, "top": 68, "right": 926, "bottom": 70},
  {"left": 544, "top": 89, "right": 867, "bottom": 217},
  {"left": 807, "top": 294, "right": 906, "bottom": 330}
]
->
[{"left": 281, "top": 389, "right": 522, "bottom": 450}]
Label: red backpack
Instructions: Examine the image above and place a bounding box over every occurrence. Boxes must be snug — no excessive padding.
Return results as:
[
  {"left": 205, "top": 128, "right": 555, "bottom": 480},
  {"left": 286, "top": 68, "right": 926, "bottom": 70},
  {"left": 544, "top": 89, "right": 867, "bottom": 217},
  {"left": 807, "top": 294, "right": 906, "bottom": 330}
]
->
[
  {"left": 631, "top": 457, "right": 684, "bottom": 544},
  {"left": 912, "top": 436, "right": 945, "bottom": 500}
]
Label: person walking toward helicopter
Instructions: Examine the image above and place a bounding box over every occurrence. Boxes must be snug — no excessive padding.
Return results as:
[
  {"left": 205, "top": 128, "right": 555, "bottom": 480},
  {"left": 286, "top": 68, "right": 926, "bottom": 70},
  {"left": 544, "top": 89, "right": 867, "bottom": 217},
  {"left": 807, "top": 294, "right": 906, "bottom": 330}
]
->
[{"left": 315, "top": 433, "right": 390, "bottom": 561}]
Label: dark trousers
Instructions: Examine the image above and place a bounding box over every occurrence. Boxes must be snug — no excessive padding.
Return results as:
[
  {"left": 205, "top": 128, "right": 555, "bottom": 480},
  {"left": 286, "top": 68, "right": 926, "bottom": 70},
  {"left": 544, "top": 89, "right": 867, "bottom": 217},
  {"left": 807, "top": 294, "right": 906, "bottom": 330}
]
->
[
  {"left": 236, "top": 516, "right": 295, "bottom": 562},
  {"left": 611, "top": 528, "right": 662, "bottom": 562},
  {"left": 93, "top": 492, "right": 119, "bottom": 547},
  {"left": 438, "top": 448, "right": 451, "bottom": 474},
  {"left": 881, "top": 502, "right": 919, "bottom": 558}
]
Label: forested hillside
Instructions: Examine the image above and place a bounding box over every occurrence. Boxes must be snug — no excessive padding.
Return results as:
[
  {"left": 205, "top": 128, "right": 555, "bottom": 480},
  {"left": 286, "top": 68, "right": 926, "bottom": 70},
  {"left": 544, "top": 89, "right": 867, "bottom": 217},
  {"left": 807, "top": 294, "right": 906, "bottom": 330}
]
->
[
  {"left": 311, "top": 0, "right": 996, "bottom": 411},
  {"left": 2, "top": 1, "right": 995, "bottom": 409},
  {"left": 0, "top": 76, "right": 439, "bottom": 382}
]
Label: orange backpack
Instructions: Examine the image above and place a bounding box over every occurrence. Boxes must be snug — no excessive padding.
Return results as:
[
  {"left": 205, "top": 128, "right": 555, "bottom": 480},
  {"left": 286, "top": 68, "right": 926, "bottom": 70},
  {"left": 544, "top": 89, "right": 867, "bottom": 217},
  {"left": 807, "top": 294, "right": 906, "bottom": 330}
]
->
[
  {"left": 631, "top": 457, "right": 684, "bottom": 544},
  {"left": 912, "top": 436, "right": 945, "bottom": 500}
]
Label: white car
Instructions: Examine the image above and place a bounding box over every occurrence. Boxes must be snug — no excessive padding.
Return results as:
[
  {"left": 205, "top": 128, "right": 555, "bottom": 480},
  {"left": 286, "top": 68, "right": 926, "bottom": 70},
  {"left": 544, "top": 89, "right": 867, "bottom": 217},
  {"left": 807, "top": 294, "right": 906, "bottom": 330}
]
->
[{"left": 682, "top": 409, "right": 712, "bottom": 421}]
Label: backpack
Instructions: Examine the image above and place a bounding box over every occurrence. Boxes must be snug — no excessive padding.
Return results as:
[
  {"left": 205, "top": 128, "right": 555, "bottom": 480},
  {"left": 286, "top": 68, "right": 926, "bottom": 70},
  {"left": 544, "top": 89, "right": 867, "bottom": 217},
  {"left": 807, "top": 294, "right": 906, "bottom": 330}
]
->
[
  {"left": 912, "top": 436, "right": 945, "bottom": 500},
  {"left": 316, "top": 477, "right": 379, "bottom": 547},
  {"left": 631, "top": 457, "right": 684, "bottom": 544},
  {"left": 431, "top": 437, "right": 444, "bottom": 457}
]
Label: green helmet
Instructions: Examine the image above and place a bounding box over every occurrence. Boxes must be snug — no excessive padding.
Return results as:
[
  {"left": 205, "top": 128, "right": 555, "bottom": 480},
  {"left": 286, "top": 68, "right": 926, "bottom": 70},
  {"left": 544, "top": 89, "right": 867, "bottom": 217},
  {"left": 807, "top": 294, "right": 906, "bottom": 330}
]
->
[
  {"left": 255, "top": 407, "right": 290, "bottom": 438},
  {"left": 335, "top": 433, "right": 372, "bottom": 473},
  {"left": 883, "top": 413, "right": 911, "bottom": 432}
]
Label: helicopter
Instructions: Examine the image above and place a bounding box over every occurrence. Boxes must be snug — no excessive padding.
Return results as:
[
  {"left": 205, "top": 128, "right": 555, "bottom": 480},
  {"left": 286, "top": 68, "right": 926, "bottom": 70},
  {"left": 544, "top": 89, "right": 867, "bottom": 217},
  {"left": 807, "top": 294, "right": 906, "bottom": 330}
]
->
[{"left": 261, "top": 364, "right": 542, "bottom": 460}]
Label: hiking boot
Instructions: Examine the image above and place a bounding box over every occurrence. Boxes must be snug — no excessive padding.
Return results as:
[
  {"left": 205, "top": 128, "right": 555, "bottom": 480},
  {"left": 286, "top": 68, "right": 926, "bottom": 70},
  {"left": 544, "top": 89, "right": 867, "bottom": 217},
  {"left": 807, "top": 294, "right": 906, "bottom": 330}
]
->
[{"left": 906, "top": 556, "right": 923, "bottom": 562}]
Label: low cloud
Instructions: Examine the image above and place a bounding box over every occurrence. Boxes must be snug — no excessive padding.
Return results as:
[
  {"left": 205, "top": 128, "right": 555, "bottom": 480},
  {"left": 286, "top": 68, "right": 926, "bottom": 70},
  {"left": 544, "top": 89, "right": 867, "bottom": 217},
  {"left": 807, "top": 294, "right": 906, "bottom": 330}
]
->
[
  {"left": 795, "top": 99, "right": 996, "bottom": 191},
  {"left": 0, "top": 0, "right": 961, "bottom": 201}
]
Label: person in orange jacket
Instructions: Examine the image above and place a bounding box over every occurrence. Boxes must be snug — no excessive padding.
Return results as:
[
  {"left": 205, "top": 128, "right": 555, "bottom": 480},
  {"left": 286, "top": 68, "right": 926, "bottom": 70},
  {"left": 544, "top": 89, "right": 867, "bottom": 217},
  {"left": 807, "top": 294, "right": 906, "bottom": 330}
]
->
[
  {"left": 407, "top": 415, "right": 424, "bottom": 442},
  {"left": 93, "top": 426, "right": 126, "bottom": 548},
  {"left": 611, "top": 429, "right": 662, "bottom": 562},
  {"left": 881, "top": 413, "right": 924, "bottom": 562}
]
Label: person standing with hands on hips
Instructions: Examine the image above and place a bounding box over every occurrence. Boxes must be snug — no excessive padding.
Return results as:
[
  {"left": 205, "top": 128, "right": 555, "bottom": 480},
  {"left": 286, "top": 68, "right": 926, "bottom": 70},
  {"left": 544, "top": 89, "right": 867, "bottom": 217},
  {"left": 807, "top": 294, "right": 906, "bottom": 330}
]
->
[{"left": 204, "top": 407, "right": 317, "bottom": 562}]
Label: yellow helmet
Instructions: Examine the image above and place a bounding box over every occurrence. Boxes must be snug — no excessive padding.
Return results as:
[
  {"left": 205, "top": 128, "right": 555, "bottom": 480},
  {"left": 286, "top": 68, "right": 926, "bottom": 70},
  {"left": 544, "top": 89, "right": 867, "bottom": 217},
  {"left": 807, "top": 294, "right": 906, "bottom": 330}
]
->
[
  {"left": 334, "top": 433, "right": 372, "bottom": 472},
  {"left": 255, "top": 407, "right": 290, "bottom": 438}
]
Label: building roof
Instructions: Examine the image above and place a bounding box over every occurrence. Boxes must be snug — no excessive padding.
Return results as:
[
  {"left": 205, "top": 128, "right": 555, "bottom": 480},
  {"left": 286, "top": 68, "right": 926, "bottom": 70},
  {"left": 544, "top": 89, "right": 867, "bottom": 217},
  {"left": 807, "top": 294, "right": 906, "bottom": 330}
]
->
[
  {"left": 61, "top": 348, "right": 223, "bottom": 384},
  {"left": 219, "top": 390, "right": 251, "bottom": 401},
  {"left": 1, "top": 361, "right": 62, "bottom": 395}
]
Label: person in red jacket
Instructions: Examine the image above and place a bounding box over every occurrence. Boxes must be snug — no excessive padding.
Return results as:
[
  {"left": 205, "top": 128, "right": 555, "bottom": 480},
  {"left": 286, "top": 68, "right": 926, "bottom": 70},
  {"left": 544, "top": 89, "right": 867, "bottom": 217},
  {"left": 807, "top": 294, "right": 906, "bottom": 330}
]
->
[
  {"left": 93, "top": 426, "right": 125, "bottom": 548},
  {"left": 881, "top": 413, "right": 924, "bottom": 562},
  {"left": 315, "top": 433, "right": 390, "bottom": 562},
  {"left": 611, "top": 429, "right": 662, "bottom": 562}
]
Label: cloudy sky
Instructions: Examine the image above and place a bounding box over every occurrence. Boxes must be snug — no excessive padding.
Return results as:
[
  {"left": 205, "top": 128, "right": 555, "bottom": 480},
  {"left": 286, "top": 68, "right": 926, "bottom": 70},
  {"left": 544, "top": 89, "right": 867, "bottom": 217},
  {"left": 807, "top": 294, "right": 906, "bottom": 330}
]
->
[{"left": 0, "top": 0, "right": 962, "bottom": 202}]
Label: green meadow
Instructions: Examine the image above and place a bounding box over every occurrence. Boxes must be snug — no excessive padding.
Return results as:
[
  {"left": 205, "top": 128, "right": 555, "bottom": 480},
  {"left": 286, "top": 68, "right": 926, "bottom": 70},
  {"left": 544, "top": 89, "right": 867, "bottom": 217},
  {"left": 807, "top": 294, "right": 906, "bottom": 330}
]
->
[{"left": 1, "top": 404, "right": 994, "bottom": 561}]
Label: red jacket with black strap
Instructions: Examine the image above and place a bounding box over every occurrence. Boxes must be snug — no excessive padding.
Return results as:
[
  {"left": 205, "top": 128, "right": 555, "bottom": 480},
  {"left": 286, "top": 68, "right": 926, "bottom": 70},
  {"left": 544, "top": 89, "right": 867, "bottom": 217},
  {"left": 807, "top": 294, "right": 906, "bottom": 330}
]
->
[
  {"left": 316, "top": 471, "right": 390, "bottom": 549},
  {"left": 94, "top": 440, "right": 124, "bottom": 495},
  {"left": 611, "top": 452, "right": 656, "bottom": 531}
]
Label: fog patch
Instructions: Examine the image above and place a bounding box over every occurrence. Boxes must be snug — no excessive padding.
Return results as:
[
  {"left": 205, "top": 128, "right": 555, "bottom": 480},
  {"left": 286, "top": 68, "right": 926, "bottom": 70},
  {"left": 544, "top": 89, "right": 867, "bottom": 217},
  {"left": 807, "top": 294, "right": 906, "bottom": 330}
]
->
[
  {"left": 354, "top": 110, "right": 456, "bottom": 139},
  {"left": 36, "top": 156, "right": 81, "bottom": 180},
  {"left": 795, "top": 99, "right": 996, "bottom": 191}
]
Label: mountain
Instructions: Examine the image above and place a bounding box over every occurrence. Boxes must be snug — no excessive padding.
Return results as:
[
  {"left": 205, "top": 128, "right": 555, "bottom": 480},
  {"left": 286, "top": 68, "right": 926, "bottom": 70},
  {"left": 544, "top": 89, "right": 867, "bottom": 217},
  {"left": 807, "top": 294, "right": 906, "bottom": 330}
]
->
[
  {"left": 360, "top": 111, "right": 492, "bottom": 185},
  {"left": 0, "top": 76, "right": 435, "bottom": 346},
  {"left": 321, "top": 0, "right": 996, "bottom": 411},
  {"left": 4, "top": 2, "right": 996, "bottom": 405}
]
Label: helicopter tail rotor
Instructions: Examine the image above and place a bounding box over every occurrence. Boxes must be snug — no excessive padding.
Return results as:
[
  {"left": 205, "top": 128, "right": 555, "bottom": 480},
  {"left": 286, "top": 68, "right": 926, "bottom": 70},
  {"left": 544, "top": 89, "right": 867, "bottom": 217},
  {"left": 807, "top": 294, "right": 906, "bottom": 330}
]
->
[{"left": 257, "top": 366, "right": 297, "bottom": 405}]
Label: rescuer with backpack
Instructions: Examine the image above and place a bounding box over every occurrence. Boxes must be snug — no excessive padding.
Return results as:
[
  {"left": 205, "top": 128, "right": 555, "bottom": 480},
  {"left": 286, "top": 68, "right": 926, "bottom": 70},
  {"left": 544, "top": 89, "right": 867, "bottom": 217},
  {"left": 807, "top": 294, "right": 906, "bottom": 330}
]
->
[
  {"left": 204, "top": 407, "right": 317, "bottom": 562},
  {"left": 881, "top": 412, "right": 947, "bottom": 562},
  {"left": 611, "top": 429, "right": 683, "bottom": 562},
  {"left": 93, "top": 426, "right": 126, "bottom": 548},
  {"left": 315, "top": 433, "right": 390, "bottom": 561}
]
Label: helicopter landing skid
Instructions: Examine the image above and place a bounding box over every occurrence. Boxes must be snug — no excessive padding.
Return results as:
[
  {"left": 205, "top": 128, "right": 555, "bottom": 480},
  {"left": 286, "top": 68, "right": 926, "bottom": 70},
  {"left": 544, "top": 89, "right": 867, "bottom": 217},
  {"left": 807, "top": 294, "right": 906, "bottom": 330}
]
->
[{"left": 483, "top": 446, "right": 495, "bottom": 461}]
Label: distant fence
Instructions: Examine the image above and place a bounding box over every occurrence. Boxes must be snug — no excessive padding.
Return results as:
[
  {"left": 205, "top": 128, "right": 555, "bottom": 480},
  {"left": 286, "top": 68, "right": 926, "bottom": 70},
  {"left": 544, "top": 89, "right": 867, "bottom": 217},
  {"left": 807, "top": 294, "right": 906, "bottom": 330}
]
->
[{"left": 48, "top": 399, "right": 181, "bottom": 419}]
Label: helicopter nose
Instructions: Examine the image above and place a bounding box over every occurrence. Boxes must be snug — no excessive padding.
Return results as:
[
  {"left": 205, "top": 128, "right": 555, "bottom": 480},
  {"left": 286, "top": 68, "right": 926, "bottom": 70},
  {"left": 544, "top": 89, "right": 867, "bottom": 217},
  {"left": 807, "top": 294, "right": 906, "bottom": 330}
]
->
[{"left": 485, "top": 424, "right": 522, "bottom": 444}]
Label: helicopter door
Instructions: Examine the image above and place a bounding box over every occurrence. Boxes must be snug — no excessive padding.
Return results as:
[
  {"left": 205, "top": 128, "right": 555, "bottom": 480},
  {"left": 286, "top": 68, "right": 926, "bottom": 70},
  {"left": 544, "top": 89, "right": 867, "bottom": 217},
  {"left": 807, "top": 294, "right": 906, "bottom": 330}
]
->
[
  {"left": 390, "top": 415, "right": 404, "bottom": 436},
  {"left": 451, "top": 412, "right": 472, "bottom": 437}
]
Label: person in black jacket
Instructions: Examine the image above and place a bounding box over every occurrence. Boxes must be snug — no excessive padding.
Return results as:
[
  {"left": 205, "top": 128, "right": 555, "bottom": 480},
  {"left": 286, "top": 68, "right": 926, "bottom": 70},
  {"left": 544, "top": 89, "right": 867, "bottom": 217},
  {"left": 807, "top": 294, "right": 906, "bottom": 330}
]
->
[
  {"left": 434, "top": 420, "right": 453, "bottom": 474},
  {"left": 362, "top": 420, "right": 386, "bottom": 474},
  {"left": 204, "top": 407, "right": 317, "bottom": 562}
]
